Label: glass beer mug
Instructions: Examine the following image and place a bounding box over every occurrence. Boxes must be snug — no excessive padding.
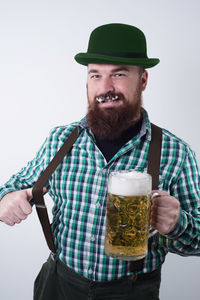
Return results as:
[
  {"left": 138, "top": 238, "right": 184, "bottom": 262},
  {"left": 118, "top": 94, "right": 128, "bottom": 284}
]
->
[{"left": 105, "top": 170, "right": 157, "bottom": 261}]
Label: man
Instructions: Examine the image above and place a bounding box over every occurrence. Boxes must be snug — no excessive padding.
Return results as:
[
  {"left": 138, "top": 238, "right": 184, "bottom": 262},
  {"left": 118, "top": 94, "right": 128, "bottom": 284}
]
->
[{"left": 0, "top": 23, "right": 200, "bottom": 300}]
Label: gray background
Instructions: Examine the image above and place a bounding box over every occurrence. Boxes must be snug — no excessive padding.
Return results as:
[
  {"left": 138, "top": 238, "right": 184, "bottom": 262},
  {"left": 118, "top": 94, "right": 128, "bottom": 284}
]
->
[{"left": 0, "top": 0, "right": 199, "bottom": 299}]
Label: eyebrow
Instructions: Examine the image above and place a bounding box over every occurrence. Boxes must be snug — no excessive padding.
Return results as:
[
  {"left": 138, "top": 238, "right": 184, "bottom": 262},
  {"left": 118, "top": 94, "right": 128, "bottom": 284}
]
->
[
  {"left": 88, "top": 69, "right": 99, "bottom": 74},
  {"left": 88, "top": 66, "right": 130, "bottom": 74},
  {"left": 111, "top": 67, "right": 130, "bottom": 73}
]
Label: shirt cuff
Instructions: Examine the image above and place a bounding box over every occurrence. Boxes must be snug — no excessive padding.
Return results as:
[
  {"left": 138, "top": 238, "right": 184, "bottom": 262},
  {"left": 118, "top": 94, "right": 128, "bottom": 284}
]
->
[
  {"left": 0, "top": 188, "right": 18, "bottom": 201},
  {"left": 165, "top": 208, "right": 188, "bottom": 239}
]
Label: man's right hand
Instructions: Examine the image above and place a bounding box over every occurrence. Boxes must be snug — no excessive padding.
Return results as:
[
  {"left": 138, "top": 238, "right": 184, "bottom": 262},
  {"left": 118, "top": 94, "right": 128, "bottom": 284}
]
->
[{"left": 0, "top": 189, "right": 33, "bottom": 226}]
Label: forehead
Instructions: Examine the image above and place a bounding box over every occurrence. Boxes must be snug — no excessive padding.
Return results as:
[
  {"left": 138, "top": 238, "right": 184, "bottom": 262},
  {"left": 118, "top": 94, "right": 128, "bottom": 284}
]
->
[{"left": 87, "top": 64, "right": 139, "bottom": 73}]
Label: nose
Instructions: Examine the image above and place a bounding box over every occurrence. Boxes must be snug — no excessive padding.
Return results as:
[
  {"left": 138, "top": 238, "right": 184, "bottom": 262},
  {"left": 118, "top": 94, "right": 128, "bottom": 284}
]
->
[{"left": 101, "top": 77, "right": 115, "bottom": 93}]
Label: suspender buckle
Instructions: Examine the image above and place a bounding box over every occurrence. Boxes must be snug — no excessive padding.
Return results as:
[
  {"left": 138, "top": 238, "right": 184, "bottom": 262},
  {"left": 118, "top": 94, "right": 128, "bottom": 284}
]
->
[{"left": 50, "top": 252, "right": 56, "bottom": 261}]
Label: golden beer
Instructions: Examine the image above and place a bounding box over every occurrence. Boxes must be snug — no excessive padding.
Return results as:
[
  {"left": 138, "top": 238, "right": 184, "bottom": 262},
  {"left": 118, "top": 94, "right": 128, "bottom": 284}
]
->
[{"left": 105, "top": 170, "right": 152, "bottom": 261}]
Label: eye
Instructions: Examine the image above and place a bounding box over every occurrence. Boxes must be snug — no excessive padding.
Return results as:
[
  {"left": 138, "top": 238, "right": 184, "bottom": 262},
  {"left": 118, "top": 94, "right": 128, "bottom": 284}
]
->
[
  {"left": 113, "top": 73, "right": 126, "bottom": 78},
  {"left": 90, "top": 74, "right": 101, "bottom": 79}
]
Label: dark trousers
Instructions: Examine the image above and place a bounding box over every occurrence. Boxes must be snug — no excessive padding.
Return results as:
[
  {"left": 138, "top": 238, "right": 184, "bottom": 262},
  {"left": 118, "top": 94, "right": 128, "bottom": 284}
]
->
[{"left": 34, "top": 255, "right": 161, "bottom": 300}]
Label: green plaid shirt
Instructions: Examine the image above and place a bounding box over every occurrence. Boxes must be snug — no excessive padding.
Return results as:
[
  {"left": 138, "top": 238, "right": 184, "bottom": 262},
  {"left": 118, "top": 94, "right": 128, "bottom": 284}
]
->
[{"left": 1, "top": 111, "right": 200, "bottom": 281}]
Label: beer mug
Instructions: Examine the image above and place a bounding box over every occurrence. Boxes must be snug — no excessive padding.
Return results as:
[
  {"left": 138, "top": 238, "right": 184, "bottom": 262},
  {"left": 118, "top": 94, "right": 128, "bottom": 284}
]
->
[{"left": 105, "top": 170, "right": 157, "bottom": 261}]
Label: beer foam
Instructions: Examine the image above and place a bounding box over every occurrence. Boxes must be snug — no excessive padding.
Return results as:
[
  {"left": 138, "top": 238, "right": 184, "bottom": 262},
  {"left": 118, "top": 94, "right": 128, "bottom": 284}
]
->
[{"left": 108, "top": 170, "right": 151, "bottom": 196}]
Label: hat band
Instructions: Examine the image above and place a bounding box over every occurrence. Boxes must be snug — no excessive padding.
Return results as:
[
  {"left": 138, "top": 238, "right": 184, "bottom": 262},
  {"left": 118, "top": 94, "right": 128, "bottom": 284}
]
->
[{"left": 88, "top": 51, "right": 147, "bottom": 59}]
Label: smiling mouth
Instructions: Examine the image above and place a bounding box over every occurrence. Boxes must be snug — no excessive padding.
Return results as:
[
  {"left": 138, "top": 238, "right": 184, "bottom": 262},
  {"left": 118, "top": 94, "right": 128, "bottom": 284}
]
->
[{"left": 96, "top": 95, "right": 119, "bottom": 103}]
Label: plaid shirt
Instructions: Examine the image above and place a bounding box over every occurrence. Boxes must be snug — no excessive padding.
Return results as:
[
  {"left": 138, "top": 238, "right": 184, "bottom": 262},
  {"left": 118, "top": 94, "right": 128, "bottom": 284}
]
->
[{"left": 0, "top": 111, "right": 200, "bottom": 281}]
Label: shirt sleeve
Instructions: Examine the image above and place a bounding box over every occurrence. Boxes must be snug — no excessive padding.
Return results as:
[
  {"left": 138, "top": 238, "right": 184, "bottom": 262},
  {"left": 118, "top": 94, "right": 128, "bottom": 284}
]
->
[
  {"left": 160, "top": 147, "right": 200, "bottom": 256},
  {"left": 0, "top": 137, "right": 48, "bottom": 201}
]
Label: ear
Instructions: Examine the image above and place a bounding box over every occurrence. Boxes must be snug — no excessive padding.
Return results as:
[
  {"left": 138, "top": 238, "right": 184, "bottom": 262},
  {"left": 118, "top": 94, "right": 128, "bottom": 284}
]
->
[{"left": 141, "top": 70, "right": 148, "bottom": 91}]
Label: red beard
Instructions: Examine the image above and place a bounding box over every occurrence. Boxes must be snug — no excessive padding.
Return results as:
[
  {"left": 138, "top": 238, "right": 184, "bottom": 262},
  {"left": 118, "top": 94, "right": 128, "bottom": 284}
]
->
[{"left": 87, "top": 85, "right": 143, "bottom": 140}]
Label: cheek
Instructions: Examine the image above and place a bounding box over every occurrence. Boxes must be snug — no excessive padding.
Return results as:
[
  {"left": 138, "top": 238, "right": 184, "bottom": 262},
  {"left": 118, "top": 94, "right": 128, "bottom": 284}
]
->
[
  {"left": 126, "top": 80, "right": 141, "bottom": 99},
  {"left": 87, "top": 87, "right": 96, "bottom": 106},
  {"left": 118, "top": 83, "right": 134, "bottom": 99},
  {"left": 87, "top": 82, "right": 97, "bottom": 97}
]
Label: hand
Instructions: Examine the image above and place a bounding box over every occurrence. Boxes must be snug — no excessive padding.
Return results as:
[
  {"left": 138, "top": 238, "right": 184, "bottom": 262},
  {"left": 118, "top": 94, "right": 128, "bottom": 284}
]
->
[
  {"left": 0, "top": 189, "right": 33, "bottom": 226},
  {"left": 150, "top": 190, "right": 180, "bottom": 235}
]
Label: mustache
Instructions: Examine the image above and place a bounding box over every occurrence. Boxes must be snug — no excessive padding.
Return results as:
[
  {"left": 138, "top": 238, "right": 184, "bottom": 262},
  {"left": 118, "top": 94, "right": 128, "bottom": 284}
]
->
[{"left": 95, "top": 92, "right": 125, "bottom": 103}]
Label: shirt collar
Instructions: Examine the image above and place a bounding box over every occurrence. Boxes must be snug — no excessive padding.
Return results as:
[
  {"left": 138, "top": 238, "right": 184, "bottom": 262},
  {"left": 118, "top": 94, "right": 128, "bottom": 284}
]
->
[{"left": 79, "top": 109, "right": 152, "bottom": 141}]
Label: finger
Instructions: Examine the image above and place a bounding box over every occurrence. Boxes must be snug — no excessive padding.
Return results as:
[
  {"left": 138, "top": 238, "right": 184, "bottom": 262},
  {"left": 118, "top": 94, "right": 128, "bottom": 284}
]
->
[
  {"left": 150, "top": 217, "right": 157, "bottom": 230},
  {"left": 151, "top": 192, "right": 160, "bottom": 199},
  {"left": 4, "top": 217, "right": 15, "bottom": 226},
  {"left": 152, "top": 190, "right": 169, "bottom": 196},
  {"left": 19, "top": 200, "right": 32, "bottom": 215},
  {"left": 150, "top": 219, "right": 172, "bottom": 235},
  {"left": 152, "top": 197, "right": 179, "bottom": 212},
  {"left": 12, "top": 215, "right": 22, "bottom": 224},
  {"left": 2, "top": 210, "right": 26, "bottom": 225},
  {"left": 3, "top": 215, "right": 19, "bottom": 226},
  {"left": 151, "top": 195, "right": 171, "bottom": 207},
  {"left": 150, "top": 212, "right": 167, "bottom": 227},
  {"left": 14, "top": 208, "right": 28, "bottom": 220}
]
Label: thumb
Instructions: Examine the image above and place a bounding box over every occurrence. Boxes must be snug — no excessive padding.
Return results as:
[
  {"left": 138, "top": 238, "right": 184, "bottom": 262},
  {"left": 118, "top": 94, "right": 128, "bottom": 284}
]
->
[
  {"left": 25, "top": 187, "right": 47, "bottom": 202},
  {"left": 25, "top": 188, "right": 33, "bottom": 201}
]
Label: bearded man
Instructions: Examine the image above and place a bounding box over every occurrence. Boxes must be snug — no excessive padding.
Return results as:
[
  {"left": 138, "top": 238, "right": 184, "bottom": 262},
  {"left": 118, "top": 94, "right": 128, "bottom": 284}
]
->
[{"left": 0, "top": 23, "right": 200, "bottom": 300}]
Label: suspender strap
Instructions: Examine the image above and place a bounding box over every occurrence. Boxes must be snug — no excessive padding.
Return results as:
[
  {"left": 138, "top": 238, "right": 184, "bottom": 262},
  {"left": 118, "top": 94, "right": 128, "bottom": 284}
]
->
[
  {"left": 32, "top": 123, "right": 162, "bottom": 265},
  {"left": 32, "top": 127, "right": 79, "bottom": 253},
  {"left": 148, "top": 123, "right": 162, "bottom": 190},
  {"left": 129, "top": 123, "right": 162, "bottom": 273}
]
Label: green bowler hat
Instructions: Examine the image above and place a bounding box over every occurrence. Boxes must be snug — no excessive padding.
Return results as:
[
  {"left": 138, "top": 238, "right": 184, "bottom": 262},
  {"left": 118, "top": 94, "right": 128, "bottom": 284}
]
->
[{"left": 74, "top": 23, "right": 160, "bottom": 68}]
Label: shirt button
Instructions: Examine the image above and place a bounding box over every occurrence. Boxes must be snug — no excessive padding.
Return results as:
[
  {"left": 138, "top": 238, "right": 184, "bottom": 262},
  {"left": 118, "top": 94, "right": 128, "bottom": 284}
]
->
[
  {"left": 88, "top": 268, "right": 93, "bottom": 275},
  {"left": 91, "top": 235, "right": 95, "bottom": 242},
  {"left": 96, "top": 202, "right": 101, "bottom": 208}
]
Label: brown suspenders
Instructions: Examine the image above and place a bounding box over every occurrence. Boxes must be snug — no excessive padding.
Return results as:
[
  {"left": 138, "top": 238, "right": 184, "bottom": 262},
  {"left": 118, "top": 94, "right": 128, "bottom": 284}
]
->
[
  {"left": 32, "top": 127, "right": 79, "bottom": 254},
  {"left": 32, "top": 123, "right": 162, "bottom": 271},
  {"left": 130, "top": 123, "right": 162, "bottom": 272}
]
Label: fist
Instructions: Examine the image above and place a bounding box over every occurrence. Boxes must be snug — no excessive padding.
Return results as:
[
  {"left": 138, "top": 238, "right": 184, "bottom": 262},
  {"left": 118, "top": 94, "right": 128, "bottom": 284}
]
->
[
  {"left": 0, "top": 189, "right": 33, "bottom": 226},
  {"left": 150, "top": 190, "right": 180, "bottom": 235}
]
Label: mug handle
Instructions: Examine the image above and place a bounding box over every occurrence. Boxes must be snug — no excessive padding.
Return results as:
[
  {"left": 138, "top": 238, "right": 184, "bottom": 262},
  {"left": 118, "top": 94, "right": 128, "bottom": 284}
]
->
[{"left": 148, "top": 192, "right": 159, "bottom": 238}]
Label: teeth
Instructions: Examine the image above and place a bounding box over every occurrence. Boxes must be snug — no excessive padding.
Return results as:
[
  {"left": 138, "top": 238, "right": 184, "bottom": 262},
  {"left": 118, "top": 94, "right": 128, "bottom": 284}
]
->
[
  {"left": 112, "top": 95, "right": 119, "bottom": 101},
  {"left": 96, "top": 95, "right": 119, "bottom": 103},
  {"left": 96, "top": 97, "right": 104, "bottom": 103}
]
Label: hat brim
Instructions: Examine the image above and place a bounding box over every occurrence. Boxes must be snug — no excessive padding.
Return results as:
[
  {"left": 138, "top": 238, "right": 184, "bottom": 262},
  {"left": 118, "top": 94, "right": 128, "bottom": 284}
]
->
[{"left": 74, "top": 52, "right": 160, "bottom": 68}]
